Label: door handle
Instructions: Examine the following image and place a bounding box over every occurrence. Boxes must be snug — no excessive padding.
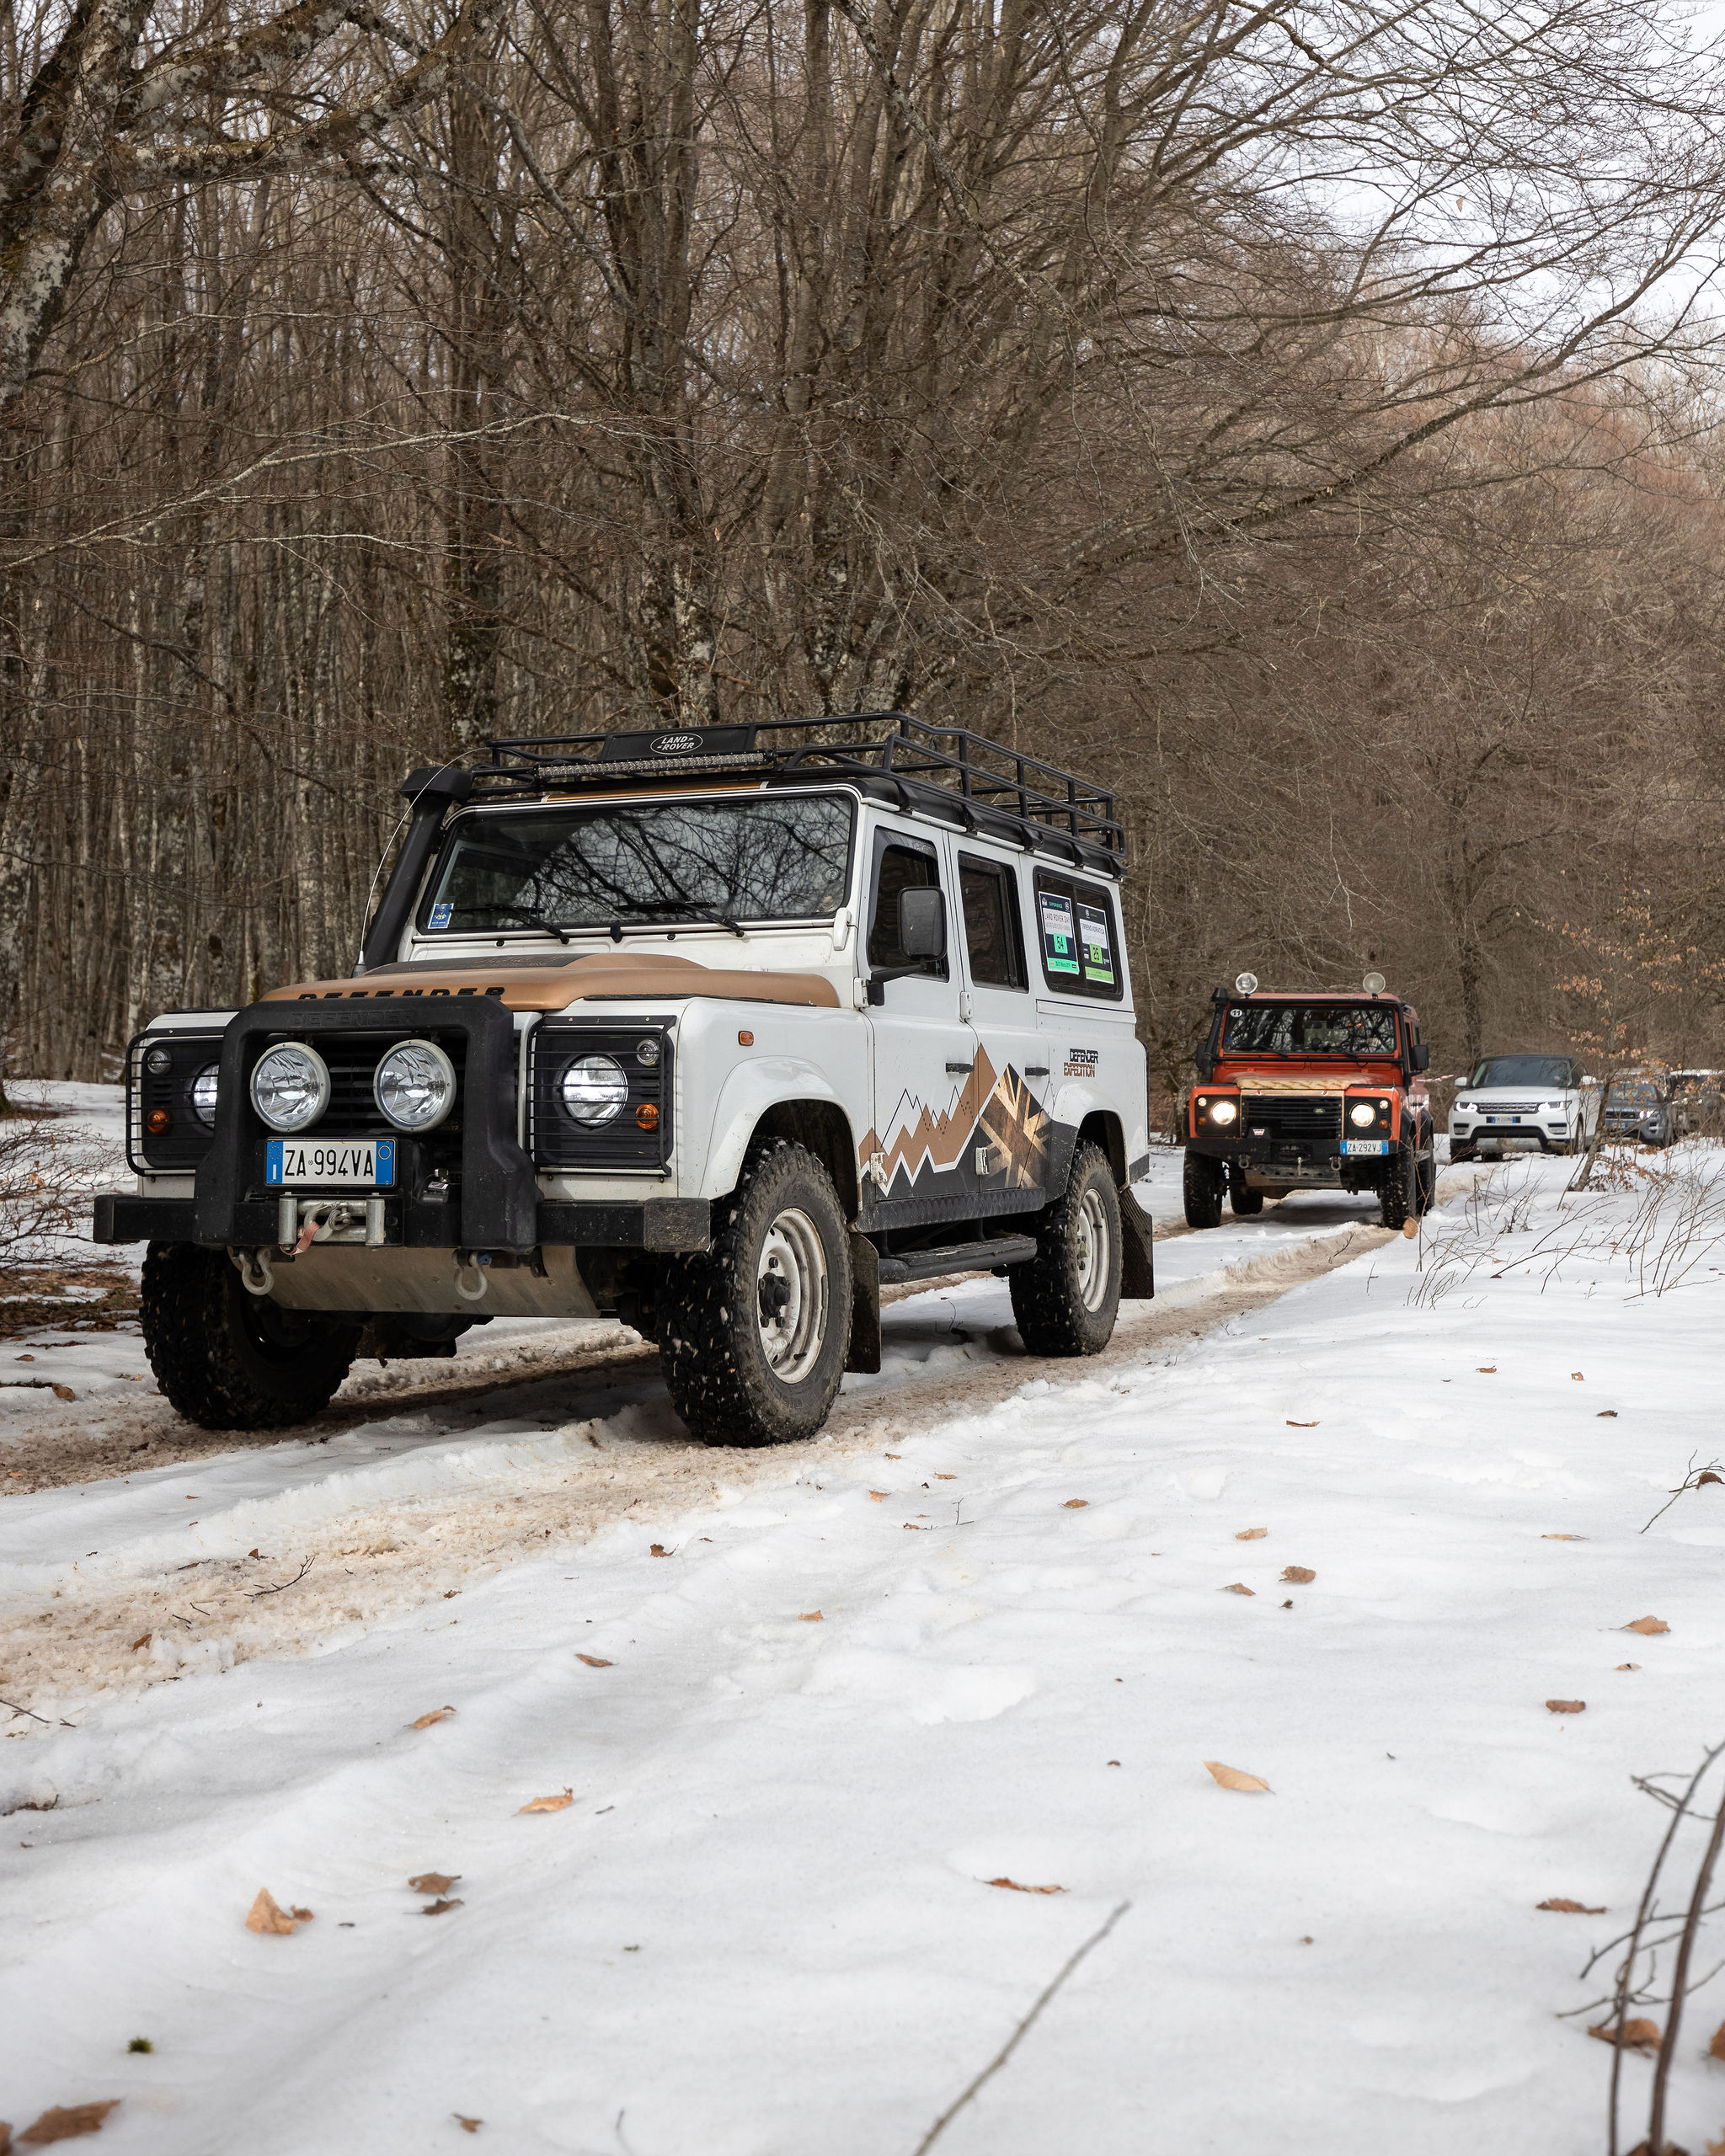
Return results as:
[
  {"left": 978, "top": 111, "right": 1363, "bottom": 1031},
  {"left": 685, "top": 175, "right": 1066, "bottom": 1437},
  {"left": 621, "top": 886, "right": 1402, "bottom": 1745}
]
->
[
  {"left": 946, "top": 1061, "right": 974, "bottom": 1074},
  {"left": 1024, "top": 1066, "right": 1049, "bottom": 1077}
]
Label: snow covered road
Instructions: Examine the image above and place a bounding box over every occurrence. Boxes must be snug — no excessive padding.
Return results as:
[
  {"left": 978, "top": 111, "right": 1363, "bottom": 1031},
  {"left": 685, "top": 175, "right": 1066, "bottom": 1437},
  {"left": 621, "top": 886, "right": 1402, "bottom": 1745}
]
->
[{"left": 9, "top": 1154, "right": 1725, "bottom": 2153}]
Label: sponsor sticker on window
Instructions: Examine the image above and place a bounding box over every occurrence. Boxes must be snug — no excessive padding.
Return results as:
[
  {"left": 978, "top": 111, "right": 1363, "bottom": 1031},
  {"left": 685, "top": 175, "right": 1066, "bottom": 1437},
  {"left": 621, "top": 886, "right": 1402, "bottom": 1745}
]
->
[
  {"left": 1039, "top": 893, "right": 1080, "bottom": 974},
  {"left": 1077, "top": 901, "right": 1115, "bottom": 985},
  {"left": 429, "top": 900, "right": 455, "bottom": 930}
]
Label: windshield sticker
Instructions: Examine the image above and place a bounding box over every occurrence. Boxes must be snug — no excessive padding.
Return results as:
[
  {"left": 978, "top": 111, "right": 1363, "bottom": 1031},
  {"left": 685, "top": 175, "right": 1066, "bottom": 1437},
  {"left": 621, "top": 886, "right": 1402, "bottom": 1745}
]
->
[
  {"left": 429, "top": 900, "right": 454, "bottom": 930},
  {"left": 1039, "top": 893, "right": 1080, "bottom": 974},
  {"left": 1077, "top": 902, "right": 1115, "bottom": 985}
]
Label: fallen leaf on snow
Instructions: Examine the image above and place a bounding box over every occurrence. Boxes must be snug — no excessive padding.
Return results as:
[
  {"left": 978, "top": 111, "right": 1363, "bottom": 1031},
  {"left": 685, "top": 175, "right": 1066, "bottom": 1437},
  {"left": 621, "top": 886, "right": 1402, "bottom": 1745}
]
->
[
  {"left": 576, "top": 1654, "right": 612, "bottom": 1668},
  {"left": 1625, "top": 1616, "right": 1670, "bottom": 1636},
  {"left": 409, "top": 1707, "right": 455, "bottom": 1729},
  {"left": 517, "top": 1790, "right": 574, "bottom": 1814},
  {"left": 1285, "top": 1420, "right": 1318, "bottom": 1427},
  {"left": 129, "top": 1634, "right": 151, "bottom": 1652},
  {"left": 1204, "top": 1759, "right": 1271, "bottom": 1793},
  {"left": 934, "top": 1473, "right": 956, "bottom": 1481},
  {"left": 1542, "top": 1534, "right": 1587, "bottom": 1541},
  {"left": 1400, "top": 1219, "right": 1418, "bottom": 1239},
  {"left": 1546, "top": 1700, "right": 1586, "bottom": 1714},
  {"left": 1572, "top": 1371, "right": 1585, "bottom": 1381},
  {"left": 1223, "top": 1582, "right": 1255, "bottom": 1596},
  {"left": 1538, "top": 1897, "right": 1605, "bottom": 1913},
  {"left": 245, "top": 1890, "right": 311, "bottom": 1935},
  {"left": 16, "top": 2104, "right": 120, "bottom": 2144},
  {"left": 1598, "top": 1410, "right": 1618, "bottom": 1417},
  {"left": 985, "top": 1877, "right": 1065, "bottom": 1894},
  {"left": 1709, "top": 2018, "right": 1725, "bottom": 2060},
  {"left": 1236, "top": 1528, "right": 1268, "bottom": 1540},
  {"left": 649, "top": 1544, "right": 672, "bottom": 1556},
  {"left": 421, "top": 1898, "right": 463, "bottom": 1915},
  {"left": 1477, "top": 1366, "right": 1497, "bottom": 1374},
  {"left": 1063, "top": 1499, "right": 1089, "bottom": 1509},
  {"left": 884, "top": 1454, "right": 900, "bottom": 1460},
  {"left": 1588, "top": 2018, "right": 1661, "bottom": 2054},
  {"left": 1701, "top": 1473, "right": 1724, "bottom": 1488},
  {"left": 50, "top": 1385, "right": 74, "bottom": 1402},
  {"left": 455, "top": 2117, "right": 481, "bottom": 2134},
  {"left": 867, "top": 1492, "right": 887, "bottom": 1502},
  {"left": 798, "top": 1611, "right": 823, "bottom": 1622},
  {"left": 408, "top": 1873, "right": 458, "bottom": 1894},
  {"left": 1281, "top": 1566, "right": 1316, "bottom": 1584}
]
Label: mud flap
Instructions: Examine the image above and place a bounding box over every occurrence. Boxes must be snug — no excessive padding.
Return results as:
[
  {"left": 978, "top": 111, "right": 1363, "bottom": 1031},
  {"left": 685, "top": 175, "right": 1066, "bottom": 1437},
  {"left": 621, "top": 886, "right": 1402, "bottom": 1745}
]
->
[
  {"left": 1119, "top": 1187, "right": 1155, "bottom": 1299},
  {"left": 846, "top": 1229, "right": 881, "bottom": 1373}
]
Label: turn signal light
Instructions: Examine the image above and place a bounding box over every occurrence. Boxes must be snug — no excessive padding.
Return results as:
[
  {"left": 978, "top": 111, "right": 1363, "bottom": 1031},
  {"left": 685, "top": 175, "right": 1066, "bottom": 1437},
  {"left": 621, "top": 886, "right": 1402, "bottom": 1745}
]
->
[
  {"left": 145, "top": 1107, "right": 172, "bottom": 1136},
  {"left": 636, "top": 1102, "right": 660, "bottom": 1132}
]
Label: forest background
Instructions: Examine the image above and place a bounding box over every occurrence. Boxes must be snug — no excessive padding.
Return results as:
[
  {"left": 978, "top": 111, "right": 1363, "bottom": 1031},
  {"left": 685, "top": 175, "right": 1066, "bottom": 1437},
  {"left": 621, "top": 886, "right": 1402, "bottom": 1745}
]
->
[{"left": 8, "top": 0, "right": 1725, "bottom": 1114}]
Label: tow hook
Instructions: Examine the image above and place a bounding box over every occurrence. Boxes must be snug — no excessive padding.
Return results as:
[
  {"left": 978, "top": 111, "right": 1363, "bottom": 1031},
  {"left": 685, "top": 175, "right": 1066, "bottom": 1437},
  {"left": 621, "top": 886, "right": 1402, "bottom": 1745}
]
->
[
  {"left": 232, "top": 1247, "right": 275, "bottom": 1297},
  {"left": 454, "top": 1250, "right": 492, "bottom": 1302}
]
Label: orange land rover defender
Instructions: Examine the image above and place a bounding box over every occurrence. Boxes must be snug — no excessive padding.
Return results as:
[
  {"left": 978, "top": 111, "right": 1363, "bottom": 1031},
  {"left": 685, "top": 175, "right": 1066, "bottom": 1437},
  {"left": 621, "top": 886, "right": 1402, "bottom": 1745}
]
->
[{"left": 1183, "top": 974, "right": 1435, "bottom": 1230}]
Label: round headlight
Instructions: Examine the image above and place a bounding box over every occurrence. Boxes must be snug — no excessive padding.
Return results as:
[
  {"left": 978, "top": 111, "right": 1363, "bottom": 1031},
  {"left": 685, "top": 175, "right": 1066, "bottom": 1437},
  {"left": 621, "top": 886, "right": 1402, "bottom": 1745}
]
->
[
  {"left": 561, "top": 1053, "right": 629, "bottom": 1127},
  {"left": 250, "top": 1043, "right": 330, "bottom": 1133},
  {"left": 374, "top": 1038, "right": 457, "bottom": 1132},
  {"left": 636, "top": 1038, "right": 661, "bottom": 1067},
  {"left": 1349, "top": 1101, "right": 1376, "bottom": 1128},
  {"left": 1209, "top": 1097, "right": 1238, "bottom": 1126},
  {"left": 190, "top": 1063, "right": 220, "bottom": 1129}
]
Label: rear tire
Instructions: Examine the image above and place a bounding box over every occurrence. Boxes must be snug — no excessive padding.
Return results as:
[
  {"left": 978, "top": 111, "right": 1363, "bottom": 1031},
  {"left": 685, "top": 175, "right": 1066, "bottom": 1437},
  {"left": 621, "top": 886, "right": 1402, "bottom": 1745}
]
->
[
  {"left": 1183, "top": 1150, "right": 1225, "bottom": 1229},
  {"left": 1010, "top": 1141, "right": 1123, "bottom": 1357},
  {"left": 1228, "top": 1168, "right": 1264, "bottom": 1217},
  {"left": 657, "top": 1139, "right": 852, "bottom": 1447},
  {"left": 141, "top": 1242, "right": 360, "bottom": 1430}
]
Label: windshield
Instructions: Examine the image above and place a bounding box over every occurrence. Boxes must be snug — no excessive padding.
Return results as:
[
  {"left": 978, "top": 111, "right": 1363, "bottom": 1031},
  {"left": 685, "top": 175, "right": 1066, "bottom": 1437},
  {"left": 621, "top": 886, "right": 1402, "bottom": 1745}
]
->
[
  {"left": 424, "top": 794, "right": 854, "bottom": 934},
  {"left": 1469, "top": 1056, "right": 1573, "bottom": 1089},
  {"left": 1613, "top": 1079, "right": 1663, "bottom": 1105},
  {"left": 1221, "top": 1002, "right": 1400, "bottom": 1056}
]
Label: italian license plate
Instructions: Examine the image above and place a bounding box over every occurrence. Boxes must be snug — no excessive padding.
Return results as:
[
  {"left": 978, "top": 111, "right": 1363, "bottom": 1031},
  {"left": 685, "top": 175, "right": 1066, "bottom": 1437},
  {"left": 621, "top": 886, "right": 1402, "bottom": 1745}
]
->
[
  {"left": 266, "top": 1138, "right": 394, "bottom": 1187},
  {"left": 1343, "top": 1139, "right": 1387, "bottom": 1155}
]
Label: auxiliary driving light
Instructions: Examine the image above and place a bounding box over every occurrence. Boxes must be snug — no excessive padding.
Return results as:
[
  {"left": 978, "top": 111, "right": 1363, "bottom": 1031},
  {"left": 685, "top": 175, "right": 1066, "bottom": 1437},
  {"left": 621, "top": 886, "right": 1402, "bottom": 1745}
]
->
[
  {"left": 374, "top": 1038, "right": 457, "bottom": 1132},
  {"left": 250, "top": 1042, "right": 331, "bottom": 1134},
  {"left": 561, "top": 1053, "right": 629, "bottom": 1127}
]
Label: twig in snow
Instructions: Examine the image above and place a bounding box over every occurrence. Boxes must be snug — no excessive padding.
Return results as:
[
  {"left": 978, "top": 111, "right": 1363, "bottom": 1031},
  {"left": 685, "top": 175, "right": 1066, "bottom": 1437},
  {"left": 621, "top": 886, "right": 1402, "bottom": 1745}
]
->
[
  {"left": 1641, "top": 1454, "right": 1725, "bottom": 1534},
  {"left": 1, "top": 1694, "right": 49, "bottom": 1724},
  {"left": 911, "top": 1901, "right": 1130, "bottom": 2154},
  {"left": 247, "top": 1556, "right": 314, "bottom": 1598}
]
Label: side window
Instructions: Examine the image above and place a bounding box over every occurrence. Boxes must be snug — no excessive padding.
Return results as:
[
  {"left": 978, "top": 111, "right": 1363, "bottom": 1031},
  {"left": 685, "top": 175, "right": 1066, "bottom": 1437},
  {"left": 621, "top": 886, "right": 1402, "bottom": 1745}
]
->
[
  {"left": 959, "top": 854, "right": 1025, "bottom": 990},
  {"left": 1033, "top": 869, "right": 1122, "bottom": 1001},
  {"left": 868, "top": 834, "right": 947, "bottom": 979}
]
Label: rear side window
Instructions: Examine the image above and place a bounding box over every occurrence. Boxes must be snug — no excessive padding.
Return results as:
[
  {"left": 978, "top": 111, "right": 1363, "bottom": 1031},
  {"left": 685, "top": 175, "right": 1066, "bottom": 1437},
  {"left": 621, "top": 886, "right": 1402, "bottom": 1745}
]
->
[
  {"left": 959, "top": 854, "right": 1025, "bottom": 990},
  {"left": 868, "top": 833, "right": 948, "bottom": 979},
  {"left": 1033, "top": 870, "right": 1122, "bottom": 1000}
]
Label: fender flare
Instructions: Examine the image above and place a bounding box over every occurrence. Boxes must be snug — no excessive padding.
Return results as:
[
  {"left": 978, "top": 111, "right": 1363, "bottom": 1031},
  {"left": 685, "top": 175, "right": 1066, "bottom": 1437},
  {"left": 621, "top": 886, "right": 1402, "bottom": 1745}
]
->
[{"left": 699, "top": 1056, "right": 857, "bottom": 1199}]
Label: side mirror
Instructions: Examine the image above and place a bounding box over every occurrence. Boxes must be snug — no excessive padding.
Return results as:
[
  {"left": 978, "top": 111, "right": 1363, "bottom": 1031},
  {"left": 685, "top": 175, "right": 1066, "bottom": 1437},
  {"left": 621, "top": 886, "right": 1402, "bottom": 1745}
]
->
[
  {"left": 1411, "top": 1043, "right": 1430, "bottom": 1074},
  {"left": 898, "top": 886, "right": 946, "bottom": 959}
]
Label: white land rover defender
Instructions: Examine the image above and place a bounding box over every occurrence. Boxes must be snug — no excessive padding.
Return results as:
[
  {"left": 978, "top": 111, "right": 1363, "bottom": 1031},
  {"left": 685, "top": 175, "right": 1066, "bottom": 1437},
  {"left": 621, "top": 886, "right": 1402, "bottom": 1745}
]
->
[{"left": 93, "top": 716, "right": 1154, "bottom": 1447}]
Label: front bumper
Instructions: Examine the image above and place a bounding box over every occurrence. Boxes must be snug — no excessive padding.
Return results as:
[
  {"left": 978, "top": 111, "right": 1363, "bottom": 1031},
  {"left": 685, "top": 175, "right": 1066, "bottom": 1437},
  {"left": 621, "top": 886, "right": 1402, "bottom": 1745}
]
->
[
  {"left": 93, "top": 1191, "right": 713, "bottom": 1254},
  {"left": 1450, "top": 1118, "right": 1569, "bottom": 1150},
  {"left": 1186, "top": 1132, "right": 1402, "bottom": 1181}
]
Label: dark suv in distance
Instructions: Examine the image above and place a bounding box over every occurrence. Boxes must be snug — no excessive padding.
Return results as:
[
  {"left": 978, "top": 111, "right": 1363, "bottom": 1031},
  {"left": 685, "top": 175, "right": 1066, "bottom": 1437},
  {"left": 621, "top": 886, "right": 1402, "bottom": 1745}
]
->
[{"left": 1602, "top": 1072, "right": 1680, "bottom": 1150}]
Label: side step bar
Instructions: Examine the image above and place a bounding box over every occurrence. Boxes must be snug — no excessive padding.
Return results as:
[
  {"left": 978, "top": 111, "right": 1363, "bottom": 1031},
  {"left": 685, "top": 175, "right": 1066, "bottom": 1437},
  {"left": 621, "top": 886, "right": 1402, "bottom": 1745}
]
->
[{"left": 876, "top": 1234, "right": 1039, "bottom": 1285}]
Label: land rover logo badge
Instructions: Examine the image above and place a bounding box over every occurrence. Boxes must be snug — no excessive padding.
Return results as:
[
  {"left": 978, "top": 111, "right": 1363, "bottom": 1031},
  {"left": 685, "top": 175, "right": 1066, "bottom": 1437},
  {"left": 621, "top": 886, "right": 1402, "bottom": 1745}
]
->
[{"left": 652, "top": 732, "right": 702, "bottom": 755}]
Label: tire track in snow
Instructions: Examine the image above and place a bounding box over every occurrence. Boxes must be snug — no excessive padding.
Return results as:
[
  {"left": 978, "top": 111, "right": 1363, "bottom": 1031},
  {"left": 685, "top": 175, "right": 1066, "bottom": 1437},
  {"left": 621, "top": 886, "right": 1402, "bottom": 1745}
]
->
[{"left": 0, "top": 1218, "right": 1391, "bottom": 1721}]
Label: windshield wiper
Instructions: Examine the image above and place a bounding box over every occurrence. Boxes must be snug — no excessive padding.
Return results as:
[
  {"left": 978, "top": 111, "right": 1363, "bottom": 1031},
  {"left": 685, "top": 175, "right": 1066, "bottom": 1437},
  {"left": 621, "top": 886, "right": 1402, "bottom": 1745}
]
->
[
  {"left": 602, "top": 898, "right": 747, "bottom": 937},
  {"left": 457, "top": 902, "right": 575, "bottom": 945}
]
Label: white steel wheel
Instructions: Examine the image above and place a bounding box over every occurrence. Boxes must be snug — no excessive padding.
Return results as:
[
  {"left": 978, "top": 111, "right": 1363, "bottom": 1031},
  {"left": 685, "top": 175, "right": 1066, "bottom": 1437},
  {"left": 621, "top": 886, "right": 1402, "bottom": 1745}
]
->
[
  {"left": 756, "top": 1207, "right": 829, "bottom": 1384},
  {"left": 1074, "top": 1185, "right": 1113, "bottom": 1313}
]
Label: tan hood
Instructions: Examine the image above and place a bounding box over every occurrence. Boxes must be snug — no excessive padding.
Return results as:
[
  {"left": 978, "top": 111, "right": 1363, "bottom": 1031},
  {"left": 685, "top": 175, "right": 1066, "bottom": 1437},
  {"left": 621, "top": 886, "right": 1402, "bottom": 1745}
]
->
[{"left": 262, "top": 949, "right": 841, "bottom": 1013}]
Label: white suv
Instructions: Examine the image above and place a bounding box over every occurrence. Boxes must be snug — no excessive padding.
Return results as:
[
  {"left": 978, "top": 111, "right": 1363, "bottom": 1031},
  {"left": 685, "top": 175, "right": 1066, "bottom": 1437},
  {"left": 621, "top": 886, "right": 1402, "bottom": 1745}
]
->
[
  {"left": 1449, "top": 1054, "right": 1597, "bottom": 1161},
  {"left": 93, "top": 714, "right": 1154, "bottom": 1447}
]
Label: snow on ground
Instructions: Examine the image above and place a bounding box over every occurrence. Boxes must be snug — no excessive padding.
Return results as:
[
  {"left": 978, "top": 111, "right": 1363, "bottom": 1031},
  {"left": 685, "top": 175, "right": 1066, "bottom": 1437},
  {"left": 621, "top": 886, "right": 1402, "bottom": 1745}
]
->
[{"left": 12, "top": 1135, "right": 1725, "bottom": 2151}]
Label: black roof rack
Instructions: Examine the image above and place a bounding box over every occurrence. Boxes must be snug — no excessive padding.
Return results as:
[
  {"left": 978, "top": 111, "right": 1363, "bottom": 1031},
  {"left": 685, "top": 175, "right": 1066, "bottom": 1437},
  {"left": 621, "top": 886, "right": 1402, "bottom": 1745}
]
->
[{"left": 467, "top": 712, "right": 1124, "bottom": 873}]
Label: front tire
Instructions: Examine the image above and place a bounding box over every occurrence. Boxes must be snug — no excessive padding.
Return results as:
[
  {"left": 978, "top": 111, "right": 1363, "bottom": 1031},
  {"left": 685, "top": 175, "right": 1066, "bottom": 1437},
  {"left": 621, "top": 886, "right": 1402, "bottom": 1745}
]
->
[
  {"left": 1183, "top": 1150, "right": 1226, "bottom": 1229},
  {"left": 657, "top": 1139, "right": 852, "bottom": 1447},
  {"left": 141, "top": 1242, "right": 360, "bottom": 1430},
  {"left": 1010, "top": 1141, "right": 1124, "bottom": 1357}
]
